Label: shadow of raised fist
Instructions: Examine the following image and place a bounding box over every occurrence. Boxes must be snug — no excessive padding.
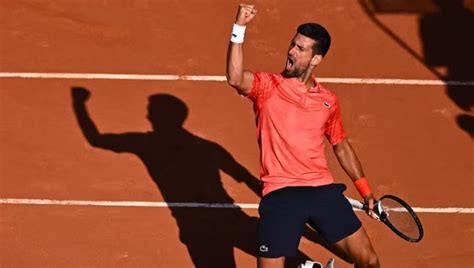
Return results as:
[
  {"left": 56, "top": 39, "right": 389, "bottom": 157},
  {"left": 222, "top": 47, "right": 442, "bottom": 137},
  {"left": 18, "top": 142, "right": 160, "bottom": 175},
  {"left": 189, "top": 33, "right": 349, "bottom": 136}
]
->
[{"left": 71, "top": 87, "right": 91, "bottom": 102}]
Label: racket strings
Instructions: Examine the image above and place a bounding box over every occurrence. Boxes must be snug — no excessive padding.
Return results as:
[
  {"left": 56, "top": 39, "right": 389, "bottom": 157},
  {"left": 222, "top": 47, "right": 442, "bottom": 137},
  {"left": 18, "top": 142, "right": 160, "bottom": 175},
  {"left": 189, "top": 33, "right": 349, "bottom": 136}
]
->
[{"left": 380, "top": 198, "right": 421, "bottom": 239}]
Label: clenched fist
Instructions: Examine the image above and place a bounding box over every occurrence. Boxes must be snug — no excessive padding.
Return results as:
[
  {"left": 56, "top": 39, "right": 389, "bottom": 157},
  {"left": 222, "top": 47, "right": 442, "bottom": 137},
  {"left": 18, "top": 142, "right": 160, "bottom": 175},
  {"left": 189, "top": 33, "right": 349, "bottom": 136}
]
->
[
  {"left": 71, "top": 87, "right": 91, "bottom": 102},
  {"left": 235, "top": 4, "right": 257, "bottom": 26}
]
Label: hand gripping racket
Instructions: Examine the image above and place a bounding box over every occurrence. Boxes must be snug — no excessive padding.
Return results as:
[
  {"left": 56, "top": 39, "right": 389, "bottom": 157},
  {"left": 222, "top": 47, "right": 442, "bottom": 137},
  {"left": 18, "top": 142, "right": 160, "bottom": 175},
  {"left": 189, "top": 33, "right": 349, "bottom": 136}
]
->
[{"left": 346, "top": 195, "right": 424, "bottom": 243}]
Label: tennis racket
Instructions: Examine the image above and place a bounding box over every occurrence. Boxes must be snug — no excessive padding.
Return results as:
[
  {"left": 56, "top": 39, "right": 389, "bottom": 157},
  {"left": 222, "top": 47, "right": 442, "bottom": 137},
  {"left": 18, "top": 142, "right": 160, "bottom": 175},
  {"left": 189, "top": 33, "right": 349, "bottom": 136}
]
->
[{"left": 346, "top": 195, "right": 424, "bottom": 243}]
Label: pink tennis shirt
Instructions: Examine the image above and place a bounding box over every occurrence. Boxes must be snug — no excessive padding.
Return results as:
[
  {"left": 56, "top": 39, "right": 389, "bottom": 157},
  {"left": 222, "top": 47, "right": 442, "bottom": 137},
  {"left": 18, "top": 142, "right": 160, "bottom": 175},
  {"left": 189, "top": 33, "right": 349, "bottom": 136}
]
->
[{"left": 247, "top": 72, "right": 347, "bottom": 196}]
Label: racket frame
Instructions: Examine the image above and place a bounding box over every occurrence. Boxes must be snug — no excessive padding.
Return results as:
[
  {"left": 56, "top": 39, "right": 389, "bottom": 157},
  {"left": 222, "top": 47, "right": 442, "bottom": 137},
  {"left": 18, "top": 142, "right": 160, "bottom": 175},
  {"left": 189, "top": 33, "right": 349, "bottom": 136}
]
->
[
  {"left": 346, "top": 195, "right": 424, "bottom": 243},
  {"left": 377, "top": 195, "right": 424, "bottom": 242}
]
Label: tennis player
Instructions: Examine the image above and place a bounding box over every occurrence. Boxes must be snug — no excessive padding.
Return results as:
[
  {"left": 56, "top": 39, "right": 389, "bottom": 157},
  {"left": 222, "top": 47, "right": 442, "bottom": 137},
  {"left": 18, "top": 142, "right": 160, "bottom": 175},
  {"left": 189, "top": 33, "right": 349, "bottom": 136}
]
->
[{"left": 226, "top": 4, "right": 381, "bottom": 268}]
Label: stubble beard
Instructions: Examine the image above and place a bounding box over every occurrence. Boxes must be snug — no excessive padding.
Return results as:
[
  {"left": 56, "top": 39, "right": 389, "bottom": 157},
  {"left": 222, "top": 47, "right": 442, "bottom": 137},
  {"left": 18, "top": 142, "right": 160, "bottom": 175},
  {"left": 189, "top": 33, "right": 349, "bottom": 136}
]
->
[{"left": 282, "top": 66, "right": 305, "bottom": 78}]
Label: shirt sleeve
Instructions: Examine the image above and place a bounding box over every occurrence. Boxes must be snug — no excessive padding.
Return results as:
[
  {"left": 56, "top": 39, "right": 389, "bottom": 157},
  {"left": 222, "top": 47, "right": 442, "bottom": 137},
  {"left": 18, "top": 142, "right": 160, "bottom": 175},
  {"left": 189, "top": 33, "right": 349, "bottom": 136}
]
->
[
  {"left": 325, "top": 97, "right": 347, "bottom": 145},
  {"left": 245, "top": 72, "right": 275, "bottom": 105}
]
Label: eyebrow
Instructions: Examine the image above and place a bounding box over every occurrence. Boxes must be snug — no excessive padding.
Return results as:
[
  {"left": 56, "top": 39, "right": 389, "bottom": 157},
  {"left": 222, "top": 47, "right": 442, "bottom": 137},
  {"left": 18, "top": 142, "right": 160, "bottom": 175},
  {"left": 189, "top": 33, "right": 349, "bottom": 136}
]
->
[{"left": 291, "top": 40, "right": 307, "bottom": 50}]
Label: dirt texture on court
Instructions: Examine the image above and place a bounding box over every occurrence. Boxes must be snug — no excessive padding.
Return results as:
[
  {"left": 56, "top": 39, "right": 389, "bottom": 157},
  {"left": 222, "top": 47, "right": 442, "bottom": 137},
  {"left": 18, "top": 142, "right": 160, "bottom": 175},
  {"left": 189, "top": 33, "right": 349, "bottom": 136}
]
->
[{"left": 1, "top": 1, "right": 473, "bottom": 267}]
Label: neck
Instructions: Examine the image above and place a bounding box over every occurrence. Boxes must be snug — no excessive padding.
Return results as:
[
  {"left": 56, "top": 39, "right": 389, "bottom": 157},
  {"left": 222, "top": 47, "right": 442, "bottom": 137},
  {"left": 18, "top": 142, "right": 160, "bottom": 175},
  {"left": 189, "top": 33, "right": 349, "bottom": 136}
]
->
[{"left": 297, "top": 67, "right": 315, "bottom": 89}]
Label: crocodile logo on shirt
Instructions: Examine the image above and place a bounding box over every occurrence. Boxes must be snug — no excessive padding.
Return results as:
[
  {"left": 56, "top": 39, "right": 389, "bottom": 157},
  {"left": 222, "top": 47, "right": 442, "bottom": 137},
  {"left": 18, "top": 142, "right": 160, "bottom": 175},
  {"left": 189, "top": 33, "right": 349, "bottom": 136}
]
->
[{"left": 323, "top": 101, "right": 331, "bottom": 108}]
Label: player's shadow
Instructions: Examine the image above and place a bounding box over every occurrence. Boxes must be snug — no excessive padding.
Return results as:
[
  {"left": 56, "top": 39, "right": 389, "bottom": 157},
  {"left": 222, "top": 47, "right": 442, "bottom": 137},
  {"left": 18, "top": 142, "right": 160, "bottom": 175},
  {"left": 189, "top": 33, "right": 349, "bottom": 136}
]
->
[
  {"left": 71, "top": 87, "right": 334, "bottom": 267},
  {"left": 419, "top": 0, "right": 474, "bottom": 136}
]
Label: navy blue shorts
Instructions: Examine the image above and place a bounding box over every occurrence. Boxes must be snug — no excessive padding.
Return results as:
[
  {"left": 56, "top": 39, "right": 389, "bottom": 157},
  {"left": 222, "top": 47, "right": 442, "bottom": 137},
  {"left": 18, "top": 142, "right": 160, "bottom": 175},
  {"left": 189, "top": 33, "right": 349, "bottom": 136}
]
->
[{"left": 257, "top": 184, "right": 361, "bottom": 258}]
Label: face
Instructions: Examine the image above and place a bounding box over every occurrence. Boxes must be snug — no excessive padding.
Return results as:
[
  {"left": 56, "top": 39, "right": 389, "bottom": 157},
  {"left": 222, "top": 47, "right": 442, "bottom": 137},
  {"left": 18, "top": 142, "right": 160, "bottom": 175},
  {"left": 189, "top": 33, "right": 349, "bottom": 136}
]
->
[{"left": 282, "top": 33, "right": 319, "bottom": 78}]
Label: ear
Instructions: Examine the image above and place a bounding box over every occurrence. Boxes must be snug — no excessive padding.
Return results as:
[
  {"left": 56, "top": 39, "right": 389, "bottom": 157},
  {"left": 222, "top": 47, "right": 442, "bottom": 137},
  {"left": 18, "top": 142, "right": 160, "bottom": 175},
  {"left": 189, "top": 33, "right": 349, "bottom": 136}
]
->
[{"left": 310, "top": 54, "right": 323, "bottom": 66}]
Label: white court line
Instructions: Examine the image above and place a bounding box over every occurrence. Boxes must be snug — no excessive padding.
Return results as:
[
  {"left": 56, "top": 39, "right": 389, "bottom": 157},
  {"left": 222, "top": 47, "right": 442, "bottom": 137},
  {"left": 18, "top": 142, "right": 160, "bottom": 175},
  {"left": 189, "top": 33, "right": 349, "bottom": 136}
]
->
[
  {"left": 1, "top": 72, "right": 474, "bottom": 86},
  {"left": 1, "top": 198, "right": 473, "bottom": 214}
]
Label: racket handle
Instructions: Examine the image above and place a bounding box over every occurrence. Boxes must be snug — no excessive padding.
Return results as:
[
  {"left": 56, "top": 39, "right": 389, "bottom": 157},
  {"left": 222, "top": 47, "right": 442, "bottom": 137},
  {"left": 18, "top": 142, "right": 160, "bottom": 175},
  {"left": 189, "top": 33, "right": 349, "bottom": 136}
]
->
[{"left": 345, "top": 196, "right": 365, "bottom": 210}]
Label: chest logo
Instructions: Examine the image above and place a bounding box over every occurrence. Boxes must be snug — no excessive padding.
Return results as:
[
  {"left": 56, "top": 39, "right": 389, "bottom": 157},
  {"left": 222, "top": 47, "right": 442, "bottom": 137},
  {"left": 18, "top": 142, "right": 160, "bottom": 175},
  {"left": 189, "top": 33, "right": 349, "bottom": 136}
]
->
[{"left": 323, "top": 101, "right": 331, "bottom": 109}]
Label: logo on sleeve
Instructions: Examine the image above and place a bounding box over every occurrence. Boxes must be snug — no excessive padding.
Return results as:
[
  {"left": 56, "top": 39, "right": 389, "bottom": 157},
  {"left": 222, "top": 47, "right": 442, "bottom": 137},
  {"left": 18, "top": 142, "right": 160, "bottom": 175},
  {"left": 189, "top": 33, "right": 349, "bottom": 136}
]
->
[
  {"left": 259, "top": 245, "right": 269, "bottom": 252},
  {"left": 323, "top": 101, "right": 331, "bottom": 108}
]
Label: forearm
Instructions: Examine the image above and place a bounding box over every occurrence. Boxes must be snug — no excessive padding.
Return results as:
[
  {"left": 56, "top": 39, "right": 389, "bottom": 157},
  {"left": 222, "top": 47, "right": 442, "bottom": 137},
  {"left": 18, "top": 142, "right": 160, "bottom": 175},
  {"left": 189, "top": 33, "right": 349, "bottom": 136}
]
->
[
  {"left": 236, "top": 166, "right": 262, "bottom": 197},
  {"left": 73, "top": 101, "right": 102, "bottom": 145},
  {"left": 225, "top": 4, "right": 256, "bottom": 94},
  {"left": 333, "top": 139, "right": 364, "bottom": 182},
  {"left": 334, "top": 139, "right": 377, "bottom": 204},
  {"left": 71, "top": 88, "right": 102, "bottom": 146}
]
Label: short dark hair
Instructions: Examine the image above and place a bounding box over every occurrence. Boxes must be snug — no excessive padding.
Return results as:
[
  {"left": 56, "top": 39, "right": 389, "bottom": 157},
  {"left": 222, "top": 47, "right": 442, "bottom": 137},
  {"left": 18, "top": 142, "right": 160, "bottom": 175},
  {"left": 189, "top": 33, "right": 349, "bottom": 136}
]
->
[{"left": 297, "top": 23, "right": 331, "bottom": 57}]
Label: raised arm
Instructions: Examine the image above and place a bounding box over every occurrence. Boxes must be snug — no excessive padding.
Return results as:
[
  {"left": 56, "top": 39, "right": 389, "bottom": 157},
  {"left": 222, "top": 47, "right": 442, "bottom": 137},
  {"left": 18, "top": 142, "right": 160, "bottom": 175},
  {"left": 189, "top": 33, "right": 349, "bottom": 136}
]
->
[
  {"left": 71, "top": 87, "right": 140, "bottom": 153},
  {"left": 226, "top": 4, "right": 257, "bottom": 95},
  {"left": 71, "top": 87, "right": 102, "bottom": 146}
]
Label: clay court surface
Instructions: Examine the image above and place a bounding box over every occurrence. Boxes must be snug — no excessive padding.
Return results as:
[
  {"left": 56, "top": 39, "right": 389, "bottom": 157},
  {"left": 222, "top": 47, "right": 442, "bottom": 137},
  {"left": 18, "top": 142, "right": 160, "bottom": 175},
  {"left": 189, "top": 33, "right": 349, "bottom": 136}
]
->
[{"left": 1, "top": 1, "right": 473, "bottom": 267}]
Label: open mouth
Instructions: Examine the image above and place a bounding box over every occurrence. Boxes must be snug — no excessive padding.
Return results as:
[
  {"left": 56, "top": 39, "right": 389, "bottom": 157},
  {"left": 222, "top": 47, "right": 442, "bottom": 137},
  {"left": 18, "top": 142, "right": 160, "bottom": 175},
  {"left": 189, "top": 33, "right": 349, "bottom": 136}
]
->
[{"left": 286, "top": 57, "right": 294, "bottom": 70}]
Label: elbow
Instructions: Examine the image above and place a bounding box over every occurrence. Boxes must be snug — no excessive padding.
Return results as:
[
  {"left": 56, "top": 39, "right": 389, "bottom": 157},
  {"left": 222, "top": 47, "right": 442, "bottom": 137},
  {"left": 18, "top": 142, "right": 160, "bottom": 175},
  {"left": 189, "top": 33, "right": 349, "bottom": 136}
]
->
[
  {"left": 86, "top": 136, "right": 102, "bottom": 148},
  {"left": 333, "top": 140, "right": 349, "bottom": 157},
  {"left": 83, "top": 132, "right": 104, "bottom": 148},
  {"left": 334, "top": 147, "right": 345, "bottom": 160},
  {"left": 88, "top": 138, "right": 101, "bottom": 147},
  {"left": 226, "top": 75, "right": 242, "bottom": 88}
]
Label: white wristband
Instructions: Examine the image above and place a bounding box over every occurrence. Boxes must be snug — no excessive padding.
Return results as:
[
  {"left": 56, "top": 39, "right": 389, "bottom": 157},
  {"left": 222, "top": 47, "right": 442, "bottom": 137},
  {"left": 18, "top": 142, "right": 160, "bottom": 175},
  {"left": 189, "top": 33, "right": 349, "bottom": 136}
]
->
[{"left": 231, "top": 24, "right": 246, "bottom": 43}]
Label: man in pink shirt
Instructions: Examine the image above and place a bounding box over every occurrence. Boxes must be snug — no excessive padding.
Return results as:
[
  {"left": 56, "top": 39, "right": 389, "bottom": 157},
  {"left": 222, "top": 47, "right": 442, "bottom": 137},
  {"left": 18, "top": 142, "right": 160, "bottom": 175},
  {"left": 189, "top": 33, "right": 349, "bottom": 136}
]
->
[{"left": 226, "top": 4, "right": 380, "bottom": 268}]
